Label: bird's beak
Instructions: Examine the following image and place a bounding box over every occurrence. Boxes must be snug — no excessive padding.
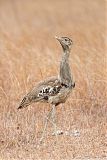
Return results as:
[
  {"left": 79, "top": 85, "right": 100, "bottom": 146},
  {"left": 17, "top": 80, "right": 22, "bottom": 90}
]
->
[{"left": 55, "top": 36, "right": 62, "bottom": 42}]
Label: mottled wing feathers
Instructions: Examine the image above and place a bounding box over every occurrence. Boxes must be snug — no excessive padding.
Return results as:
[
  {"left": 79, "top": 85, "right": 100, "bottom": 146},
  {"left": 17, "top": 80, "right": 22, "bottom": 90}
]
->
[
  {"left": 18, "top": 75, "right": 75, "bottom": 109},
  {"left": 18, "top": 76, "right": 61, "bottom": 109}
]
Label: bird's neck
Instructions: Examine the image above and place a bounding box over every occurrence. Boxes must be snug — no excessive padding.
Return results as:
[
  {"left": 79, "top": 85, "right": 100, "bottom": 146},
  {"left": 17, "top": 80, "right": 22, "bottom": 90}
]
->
[
  {"left": 60, "top": 47, "right": 73, "bottom": 87},
  {"left": 62, "top": 48, "right": 70, "bottom": 61}
]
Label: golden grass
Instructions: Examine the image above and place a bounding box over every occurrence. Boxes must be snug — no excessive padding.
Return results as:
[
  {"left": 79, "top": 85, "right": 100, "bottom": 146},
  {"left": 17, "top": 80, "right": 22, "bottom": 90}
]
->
[{"left": 0, "top": 0, "right": 106, "bottom": 159}]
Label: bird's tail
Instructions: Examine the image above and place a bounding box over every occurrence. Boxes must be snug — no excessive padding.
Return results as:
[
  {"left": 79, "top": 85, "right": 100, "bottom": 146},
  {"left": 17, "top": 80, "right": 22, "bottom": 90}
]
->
[
  {"left": 17, "top": 104, "right": 24, "bottom": 109},
  {"left": 18, "top": 96, "right": 29, "bottom": 109}
]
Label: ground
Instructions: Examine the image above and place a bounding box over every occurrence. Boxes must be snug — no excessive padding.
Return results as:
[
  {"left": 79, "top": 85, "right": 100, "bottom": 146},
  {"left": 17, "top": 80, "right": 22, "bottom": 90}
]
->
[{"left": 0, "top": 0, "right": 106, "bottom": 159}]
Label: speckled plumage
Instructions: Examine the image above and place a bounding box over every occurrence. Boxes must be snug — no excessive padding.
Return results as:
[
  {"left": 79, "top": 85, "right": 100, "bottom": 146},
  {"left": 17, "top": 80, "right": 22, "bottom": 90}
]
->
[
  {"left": 18, "top": 36, "right": 75, "bottom": 141},
  {"left": 18, "top": 37, "right": 75, "bottom": 109}
]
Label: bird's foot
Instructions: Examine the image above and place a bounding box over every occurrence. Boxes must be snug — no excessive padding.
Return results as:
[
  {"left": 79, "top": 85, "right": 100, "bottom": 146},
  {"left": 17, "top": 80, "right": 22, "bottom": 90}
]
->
[{"left": 52, "top": 130, "right": 63, "bottom": 136}]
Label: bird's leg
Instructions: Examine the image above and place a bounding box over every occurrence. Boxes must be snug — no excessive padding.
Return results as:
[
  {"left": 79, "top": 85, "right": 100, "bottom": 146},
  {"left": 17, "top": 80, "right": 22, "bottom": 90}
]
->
[
  {"left": 51, "top": 104, "right": 63, "bottom": 136},
  {"left": 51, "top": 105, "right": 57, "bottom": 136},
  {"left": 39, "top": 108, "right": 53, "bottom": 143}
]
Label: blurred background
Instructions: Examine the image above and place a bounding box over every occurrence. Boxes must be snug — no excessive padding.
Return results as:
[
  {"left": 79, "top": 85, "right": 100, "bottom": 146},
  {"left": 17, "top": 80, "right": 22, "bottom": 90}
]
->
[{"left": 0, "top": 0, "right": 106, "bottom": 159}]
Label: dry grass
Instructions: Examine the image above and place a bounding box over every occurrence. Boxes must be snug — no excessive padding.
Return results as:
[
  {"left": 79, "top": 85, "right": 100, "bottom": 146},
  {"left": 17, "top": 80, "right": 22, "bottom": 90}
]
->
[{"left": 0, "top": 0, "right": 106, "bottom": 159}]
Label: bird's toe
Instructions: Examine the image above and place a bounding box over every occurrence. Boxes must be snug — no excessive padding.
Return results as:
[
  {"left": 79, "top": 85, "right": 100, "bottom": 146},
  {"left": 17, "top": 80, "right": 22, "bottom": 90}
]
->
[{"left": 52, "top": 130, "right": 63, "bottom": 136}]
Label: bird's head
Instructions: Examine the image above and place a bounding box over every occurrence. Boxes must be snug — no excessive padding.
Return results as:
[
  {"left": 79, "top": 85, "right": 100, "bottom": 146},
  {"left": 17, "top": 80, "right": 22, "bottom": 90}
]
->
[{"left": 55, "top": 36, "right": 73, "bottom": 51}]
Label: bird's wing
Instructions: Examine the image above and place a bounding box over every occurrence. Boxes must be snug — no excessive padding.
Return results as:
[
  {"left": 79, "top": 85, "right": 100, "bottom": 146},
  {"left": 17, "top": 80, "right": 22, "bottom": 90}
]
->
[
  {"left": 27, "top": 76, "right": 61, "bottom": 100},
  {"left": 18, "top": 76, "right": 61, "bottom": 109}
]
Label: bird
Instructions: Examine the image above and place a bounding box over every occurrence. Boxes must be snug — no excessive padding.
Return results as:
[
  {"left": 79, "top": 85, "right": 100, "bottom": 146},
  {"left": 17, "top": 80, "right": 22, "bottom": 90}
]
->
[{"left": 18, "top": 36, "right": 75, "bottom": 142}]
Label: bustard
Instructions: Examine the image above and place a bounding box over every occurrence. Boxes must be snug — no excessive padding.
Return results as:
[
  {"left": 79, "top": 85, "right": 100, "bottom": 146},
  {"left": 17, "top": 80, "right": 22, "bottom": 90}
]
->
[{"left": 18, "top": 36, "right": 75, "bottom": 142}]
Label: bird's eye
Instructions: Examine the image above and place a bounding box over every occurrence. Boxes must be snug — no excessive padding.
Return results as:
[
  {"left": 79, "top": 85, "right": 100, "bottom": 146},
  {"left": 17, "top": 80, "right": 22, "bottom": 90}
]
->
[{"left": 65, "top": 39, "right": 68, "bottom": 41}]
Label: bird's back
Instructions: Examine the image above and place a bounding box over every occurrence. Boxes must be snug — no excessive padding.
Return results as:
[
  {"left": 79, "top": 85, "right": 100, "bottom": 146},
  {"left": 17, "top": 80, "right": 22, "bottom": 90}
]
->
[
  {"left": 18, "top": 76, "right": 61, "bottom": 109},
  {"left": 18, "top": 76, "right": 75, "bottom": 109}
]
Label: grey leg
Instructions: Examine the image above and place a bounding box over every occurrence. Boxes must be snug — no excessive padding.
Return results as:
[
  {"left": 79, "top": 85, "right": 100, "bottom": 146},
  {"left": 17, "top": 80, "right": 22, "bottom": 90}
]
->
[
  {"left": 51, "top": 104, "right": 63, "bottom": 136},
  {"left": 51, "top": 105, "right": 57, "bottom": 136},
  {"left": 39, "top": 108, "right": 53, "bottom": 143},
  {"left": 39, "top": 104, "right": 63, "bottom": 144}
]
